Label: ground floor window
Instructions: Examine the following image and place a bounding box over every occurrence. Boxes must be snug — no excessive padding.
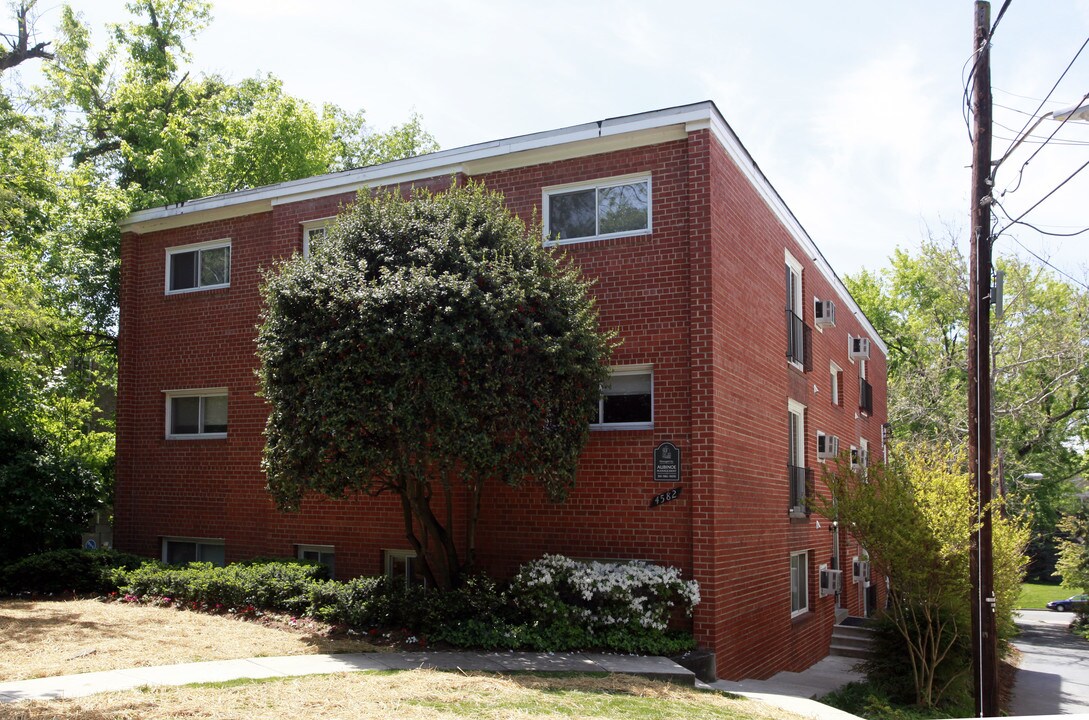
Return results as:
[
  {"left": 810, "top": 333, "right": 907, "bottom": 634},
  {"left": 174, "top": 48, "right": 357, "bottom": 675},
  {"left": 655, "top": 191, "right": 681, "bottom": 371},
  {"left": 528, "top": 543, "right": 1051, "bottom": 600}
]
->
[
  {"left": 384, "top": 549, "right": 426, "bottom": 587},
  {"left": 163, "top": 537, "right": 225, "bottom": 566},
  {"left": 297, "top": 544, "right": 335, "bottom": 578},
  {"left": 790, "top": 550, "right": 809, "bottom": 617}
]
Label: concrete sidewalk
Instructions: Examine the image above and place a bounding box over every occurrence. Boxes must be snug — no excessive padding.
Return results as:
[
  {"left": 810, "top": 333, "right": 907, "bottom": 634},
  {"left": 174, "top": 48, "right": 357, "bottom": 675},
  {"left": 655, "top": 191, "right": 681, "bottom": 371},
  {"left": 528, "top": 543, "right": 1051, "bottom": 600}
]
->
[
  {"left": 0, "top": 650, "right": 863, "bottom": 719},
  {"left": 0, "top": 651, "right": 693, "bottom": 703}
]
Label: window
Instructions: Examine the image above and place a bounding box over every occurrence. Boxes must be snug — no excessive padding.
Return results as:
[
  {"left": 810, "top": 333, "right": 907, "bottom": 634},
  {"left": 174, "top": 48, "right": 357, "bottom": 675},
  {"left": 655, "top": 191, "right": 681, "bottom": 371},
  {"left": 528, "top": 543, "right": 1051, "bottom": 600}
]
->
[
  {"left": 384, "top": 549, "right": 425, "bottom": 587},
  {"left": 788, "top": 399, "right": 809, "bottom": 514},
  {"left": 166, "top": 240, "right": 230, "bottom": 293},
  {"left": 859, "top": 438, "right": 869, "bottom": 477},
  {"left": 591, "top": 366, "right": 653, "bottom": 429},
  {"left": 830, "top": 362, "right": 842, "bottom": 406},
  {"left": 165, "top": 389, "right": 227, "bottom": 438},
  {"left": 858, "top": 359, "right": 873, "bottom": 415},
  {"left": 301, "top": 218, "right": 334, "bottom": 257},
  {"left": 543, "top": 175, "right": 651, "bottom": 244},
  {"left": 791, "top": 551, "right": 809, "bottom": 616},
  {"left": 298, "top": 544, "right": 335, "bottom": 578},
  {"left": 163, "top": 538, "right": 225, "bottom": 566},
  {"left": 785, "top": 251, "right": 805, "bottom": 367}
]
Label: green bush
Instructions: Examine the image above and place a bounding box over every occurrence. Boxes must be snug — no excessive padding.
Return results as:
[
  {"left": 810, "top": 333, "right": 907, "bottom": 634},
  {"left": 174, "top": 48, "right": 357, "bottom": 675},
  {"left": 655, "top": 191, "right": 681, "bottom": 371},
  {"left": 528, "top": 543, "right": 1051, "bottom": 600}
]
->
[
  {"left": 117, "top": 560, "right": 327, "bottom": 614},
  {"left": 1, "top": 548, "right": 148, "bottom": 595}
]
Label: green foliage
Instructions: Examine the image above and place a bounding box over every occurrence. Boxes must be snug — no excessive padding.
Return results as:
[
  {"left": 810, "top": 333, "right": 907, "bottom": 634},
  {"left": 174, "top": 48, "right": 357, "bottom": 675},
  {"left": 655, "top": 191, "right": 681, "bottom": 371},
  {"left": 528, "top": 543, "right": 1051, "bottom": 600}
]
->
[
  {"left": 0, "top": 427, "right": 107, "bottom": 565},
  {"left": 104, "top": 553, "right": 695, "bottom": 655},
  {"left": 117, "top": 559, "right": 328, "bottom": 614},
  {"left": 0, "top": 548, "right": 146, "bottom": 595},
  {"left": 258, "top": 182, "right": 614, "bottom": 589},
  {"left": 844, "top": 235, "right": 1088, "bottom": 582},
  {"left": 815, "top": 442, "right": 1029, "bottom": 708},
  {"left": 1055, "top": 498, "right": 1089, "bottom": 592},
  {"left": 822, "top": 680, "right": 972, "bottom": 720}
]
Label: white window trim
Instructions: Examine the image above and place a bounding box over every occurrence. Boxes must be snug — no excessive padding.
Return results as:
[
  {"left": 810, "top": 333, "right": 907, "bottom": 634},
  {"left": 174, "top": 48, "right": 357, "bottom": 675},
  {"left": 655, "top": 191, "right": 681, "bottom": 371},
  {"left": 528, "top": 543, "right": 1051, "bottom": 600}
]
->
[
  {"left": 791, "top": 550, "right": 810, "bottom": 618},
  {"left": 830, "top": 361, "right": 842, "bottom": 406},
  {"left": 297, "top": 543, "right": 335, "bottom": 577},
  {"left": 164, "top": 387, "right": 228, "bottom": 439},
  {"left": 542, "top": 173, "right": 652, "bottom": 246},
  {"left": 301, "top": 217, "right": 335, "bottom": 257},
  {"left": 165, "top": 238, "right": 231, "bottom": 295},
  {"left": 162, "top": 536, "right": 225, "bottom": 564},
  {"left": 590, "top": 364, "right": 653, "bottom": 431},
  {"left": 788, "top": 399, "right": 806, "bottom": 467},
  {"left": 860, "top": 438, "right": 870, "bottom": 478},
  {"left": 785, "top": 250, "right": 804, "bottom": 370}
]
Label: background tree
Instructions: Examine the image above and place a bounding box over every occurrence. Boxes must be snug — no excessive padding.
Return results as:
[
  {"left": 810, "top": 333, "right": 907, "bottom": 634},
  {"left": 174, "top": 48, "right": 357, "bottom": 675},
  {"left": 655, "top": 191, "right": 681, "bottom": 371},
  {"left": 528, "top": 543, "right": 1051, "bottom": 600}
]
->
[
  {"left": 815, "top": 443, "right": 1029, "bottom": 709},
  {"left": 258, "top": 182, "right": 614, "bottom": 590},
  {"left": 845, "top": 234, "right": 1088, "bottom": 581},
  {"left": 0, "top": 0, "right": 438, "bottom": 562},
  {"left": 1055, "top": 499, "right": 1089, "bottom": 593}
]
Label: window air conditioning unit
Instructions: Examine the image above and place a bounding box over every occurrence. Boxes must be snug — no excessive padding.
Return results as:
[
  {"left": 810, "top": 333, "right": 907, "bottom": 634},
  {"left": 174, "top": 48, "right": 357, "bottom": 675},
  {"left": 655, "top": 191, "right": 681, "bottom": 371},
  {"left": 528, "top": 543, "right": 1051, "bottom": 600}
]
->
[
  {"left": 814, "top": 299, "right": 836, "bottom": 328},
  {"left": 817, "top": 433, "right": 840, "bottom": 460},
  {"left": 849, "top": 336, "right": 871, "bottom": 360},
  {"left": 860, "top": 560, "right": 872, "bottom": 584},
  {"left": 819, "top": 565, "right": 843, "bottom": 597}
]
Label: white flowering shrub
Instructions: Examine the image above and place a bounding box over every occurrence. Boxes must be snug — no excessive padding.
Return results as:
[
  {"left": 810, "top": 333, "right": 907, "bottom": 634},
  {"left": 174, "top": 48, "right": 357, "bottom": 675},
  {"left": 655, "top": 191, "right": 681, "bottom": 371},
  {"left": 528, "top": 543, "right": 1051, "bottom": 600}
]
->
[{"left": 510, "top": 554, "right": 700, "bottom": 638}]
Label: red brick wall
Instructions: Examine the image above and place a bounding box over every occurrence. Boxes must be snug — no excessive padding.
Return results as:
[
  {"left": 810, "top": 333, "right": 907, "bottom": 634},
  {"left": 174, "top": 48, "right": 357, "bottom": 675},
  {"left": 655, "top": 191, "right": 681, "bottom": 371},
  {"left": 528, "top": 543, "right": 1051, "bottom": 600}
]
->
[{"left": 115, "top": 129, "right": 887, "bottom": 680}]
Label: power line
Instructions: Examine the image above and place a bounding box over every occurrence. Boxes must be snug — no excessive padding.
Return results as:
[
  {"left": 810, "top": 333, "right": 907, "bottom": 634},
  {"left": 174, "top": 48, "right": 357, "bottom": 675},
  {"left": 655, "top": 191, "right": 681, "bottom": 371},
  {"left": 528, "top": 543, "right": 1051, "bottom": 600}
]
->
[
  {"left": 994, "top": 34, "right": 1089, "bottom": 164},
  {"left": 993, "top": 199, "right": 1089, "bottom": 238},
  {"left": 994, "top": 231, "right": 1089, "bottom": 291}
]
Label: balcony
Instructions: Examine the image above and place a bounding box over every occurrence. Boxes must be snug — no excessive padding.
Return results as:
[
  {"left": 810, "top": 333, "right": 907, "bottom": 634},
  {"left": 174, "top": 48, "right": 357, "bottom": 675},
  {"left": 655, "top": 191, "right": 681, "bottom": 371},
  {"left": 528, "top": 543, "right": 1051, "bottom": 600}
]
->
[
  {"left": 788, "top": 464, "right": 812, "bottom": 516},
  {"left": 785, "top": 309, "right": 810, "bottom": 370},
  {"left": 859, "top": 377, "right": 873, "bottom": 416}
]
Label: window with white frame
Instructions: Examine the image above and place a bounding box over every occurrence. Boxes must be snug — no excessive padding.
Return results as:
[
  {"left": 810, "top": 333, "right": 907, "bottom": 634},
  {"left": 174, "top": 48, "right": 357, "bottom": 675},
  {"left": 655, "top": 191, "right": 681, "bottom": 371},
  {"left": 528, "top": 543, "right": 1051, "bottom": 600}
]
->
[
  {"left": 166, "top": 239, "right": 230, "bottom": 293},
  {"left": 165, "top": 389, "right": 227, "bottom": 438},
  {"left": 785, "top": 251, "right": 805, "bottom": 367},
  {"left": 163, "top": 537, "right": 225, "bottom": 566},
  {"left": 591, "top": 366, "right": 653, "bottom": 429},
  {"left": 788, "top": 399, "right": 807, "bottom": 512},
  {"left": 301, "top": 217, "right": 334, "bottom": 257},
  {"left": 790, "top": 551, "right": 809, "bottom": 616},
  {"left": 859, "top": 438, "right": 869, "bottom": 476},
  {"left": 298, "top": 544, "right": 335, "bottom": 578},
  {"left": 384, "top": 549, "right": 425, "bottom": 587},
  {"left": 830, "top": 362, "right": 842, "bottom": 406},
  {"left": 543, "top": 175, "right": 650, "bottom": 244}
]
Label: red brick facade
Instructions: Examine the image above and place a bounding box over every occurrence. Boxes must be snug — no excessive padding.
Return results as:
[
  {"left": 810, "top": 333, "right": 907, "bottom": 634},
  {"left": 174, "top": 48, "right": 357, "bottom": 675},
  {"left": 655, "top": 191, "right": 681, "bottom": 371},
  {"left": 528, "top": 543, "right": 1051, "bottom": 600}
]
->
[{"left": 116, "top": 102, "right": 887, "bottom": 681}]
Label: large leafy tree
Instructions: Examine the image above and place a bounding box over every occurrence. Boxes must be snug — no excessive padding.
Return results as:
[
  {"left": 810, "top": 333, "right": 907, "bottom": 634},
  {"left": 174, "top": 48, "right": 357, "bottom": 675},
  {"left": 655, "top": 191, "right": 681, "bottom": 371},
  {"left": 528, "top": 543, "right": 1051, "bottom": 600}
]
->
[
  {"left": 258, "top": 183, "right": 614, "bottom": 590},
  {"left": 845, "top": 235, "right": 1088, "bottom": 580},
  {"left": 816, "top": 444, "right": 1028, "bottom": 709},
  {"left": 0, "top": 0, "right": 438, "bottom": 561}
]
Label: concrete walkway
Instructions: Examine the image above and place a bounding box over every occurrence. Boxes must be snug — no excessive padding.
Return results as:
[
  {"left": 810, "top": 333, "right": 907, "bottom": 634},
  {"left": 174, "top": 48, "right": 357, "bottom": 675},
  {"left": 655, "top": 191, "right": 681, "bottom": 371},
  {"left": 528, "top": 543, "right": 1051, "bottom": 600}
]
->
[
  {"left": 706, "top": 655, "right": 865, "bottom": 720},
  {"left": 0, "top": 650, "right": 863, "bottom": 719}
]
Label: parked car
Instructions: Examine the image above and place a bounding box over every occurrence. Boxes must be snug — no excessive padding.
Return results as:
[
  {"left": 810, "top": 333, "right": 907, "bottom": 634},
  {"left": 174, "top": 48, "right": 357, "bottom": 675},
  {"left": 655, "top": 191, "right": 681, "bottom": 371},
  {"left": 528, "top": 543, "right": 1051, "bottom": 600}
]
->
[{"left": 1046, "top": 594, "right": 1089, "bottom": 612}]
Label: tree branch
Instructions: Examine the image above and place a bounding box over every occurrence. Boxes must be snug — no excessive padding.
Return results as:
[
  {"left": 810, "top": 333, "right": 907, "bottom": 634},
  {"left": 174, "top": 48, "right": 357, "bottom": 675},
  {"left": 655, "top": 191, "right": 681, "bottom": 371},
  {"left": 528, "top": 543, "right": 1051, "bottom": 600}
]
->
[{"left": 0, "top": 3, "right": 53, "bottom": 73}]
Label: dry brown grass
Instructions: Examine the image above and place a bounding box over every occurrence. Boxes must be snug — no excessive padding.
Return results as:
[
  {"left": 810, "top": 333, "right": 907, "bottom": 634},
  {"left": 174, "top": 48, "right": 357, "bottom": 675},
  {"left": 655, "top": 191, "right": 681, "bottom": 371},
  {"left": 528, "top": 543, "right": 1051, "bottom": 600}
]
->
[
  {"left": 0, "top": 598, "right": 380, "bottom": 681},
  {"left": 0, "top": 669, "right": 801, "bottom": 720}
]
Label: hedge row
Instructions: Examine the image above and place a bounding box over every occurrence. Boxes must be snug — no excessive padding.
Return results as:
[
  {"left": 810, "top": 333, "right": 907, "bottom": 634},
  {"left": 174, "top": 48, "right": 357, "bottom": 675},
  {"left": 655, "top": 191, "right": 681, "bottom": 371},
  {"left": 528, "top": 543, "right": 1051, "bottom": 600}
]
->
[{"left": 1, "top": 550, "right": 698, "bottom": 656}]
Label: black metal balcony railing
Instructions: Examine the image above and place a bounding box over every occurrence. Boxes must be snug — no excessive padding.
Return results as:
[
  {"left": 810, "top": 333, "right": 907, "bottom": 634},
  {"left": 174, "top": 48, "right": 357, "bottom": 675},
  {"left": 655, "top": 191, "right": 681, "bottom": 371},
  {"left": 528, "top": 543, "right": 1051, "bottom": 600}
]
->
[
  {"left": 859, "top": 377, "right": 873, "bottom": 416},
  {"left": 788, "top": 464, "right": 812, "bottom": 514},
  {"left": 786, "top": 308, "right": 806, "bottom": 367}
]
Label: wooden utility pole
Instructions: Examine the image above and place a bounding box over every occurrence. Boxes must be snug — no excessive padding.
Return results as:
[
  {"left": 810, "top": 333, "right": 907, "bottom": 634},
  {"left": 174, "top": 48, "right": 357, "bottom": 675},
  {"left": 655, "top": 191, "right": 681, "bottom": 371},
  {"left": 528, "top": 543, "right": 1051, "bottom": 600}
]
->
[{"left": 968, "top": 1, "right": 998, "bottom": 716}]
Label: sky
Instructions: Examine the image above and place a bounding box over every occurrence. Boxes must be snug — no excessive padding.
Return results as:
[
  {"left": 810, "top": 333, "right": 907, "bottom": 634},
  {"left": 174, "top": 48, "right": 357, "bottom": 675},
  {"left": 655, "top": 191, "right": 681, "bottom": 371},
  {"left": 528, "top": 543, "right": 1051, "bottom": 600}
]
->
[{"left": 9, "top": 0, "right": 1089, "bottom": 282}]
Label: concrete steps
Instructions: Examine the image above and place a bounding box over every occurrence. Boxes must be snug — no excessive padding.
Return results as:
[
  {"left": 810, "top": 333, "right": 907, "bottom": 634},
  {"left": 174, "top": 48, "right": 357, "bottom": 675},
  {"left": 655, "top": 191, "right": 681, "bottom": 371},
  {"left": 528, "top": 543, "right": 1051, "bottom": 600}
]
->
[{"left": 830, "top": 620, "right": 875, "bottom": 660}]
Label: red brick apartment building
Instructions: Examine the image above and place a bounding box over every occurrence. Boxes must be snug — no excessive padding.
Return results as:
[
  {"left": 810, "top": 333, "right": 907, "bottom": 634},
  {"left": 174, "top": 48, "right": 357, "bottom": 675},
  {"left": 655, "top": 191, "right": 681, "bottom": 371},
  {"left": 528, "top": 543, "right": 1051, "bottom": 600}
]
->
[{"left": 116, "top": 101, "right": 887, "bottom": 680}]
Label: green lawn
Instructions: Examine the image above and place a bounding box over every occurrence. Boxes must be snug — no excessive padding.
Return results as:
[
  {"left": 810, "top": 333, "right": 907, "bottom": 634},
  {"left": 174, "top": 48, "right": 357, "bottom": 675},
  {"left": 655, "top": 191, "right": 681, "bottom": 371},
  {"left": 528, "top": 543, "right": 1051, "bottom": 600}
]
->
[{"left": 1019, "top": 582, "right": 1070, "bottom": 609}]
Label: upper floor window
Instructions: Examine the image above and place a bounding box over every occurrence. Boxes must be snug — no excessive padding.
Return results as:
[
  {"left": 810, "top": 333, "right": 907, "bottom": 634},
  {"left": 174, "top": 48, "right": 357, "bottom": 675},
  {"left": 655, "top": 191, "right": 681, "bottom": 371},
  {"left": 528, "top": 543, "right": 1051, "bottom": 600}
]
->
[
  {"left": 788, "top": 398, "right": 810, "bottom": 515},
  {"left": 785, "top": 251, "right": 806, "bottom": 368},
  {"left": 166, "top": 239, "right": 230, "bottom": 294},
  {"left": 830, "top": 362, "right": 843, "bottom": 406},
  {"left": 591, "top": 366, "right": 653, "bottom": 430},
  {"left": 543, "top": 175, "right": 651, "bottom": 245},
  {"left": 301, "top": 218, "right": 334, "bottom": 257},
  {"left": 165, "top": 388, "right": 227, "bottom": 439}
]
